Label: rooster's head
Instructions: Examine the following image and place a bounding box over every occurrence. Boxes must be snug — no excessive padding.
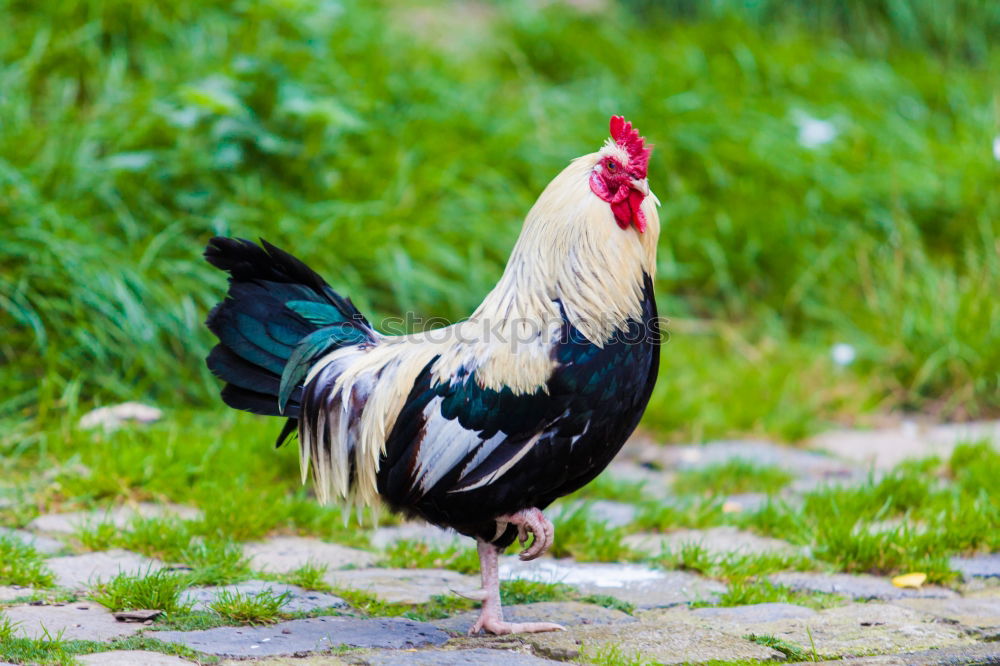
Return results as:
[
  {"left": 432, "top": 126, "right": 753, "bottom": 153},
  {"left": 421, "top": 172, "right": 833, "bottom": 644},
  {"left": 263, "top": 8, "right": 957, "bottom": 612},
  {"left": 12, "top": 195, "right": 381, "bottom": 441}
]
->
[{"left": 589, "top": 116, "right": 653, "bottom": 233}]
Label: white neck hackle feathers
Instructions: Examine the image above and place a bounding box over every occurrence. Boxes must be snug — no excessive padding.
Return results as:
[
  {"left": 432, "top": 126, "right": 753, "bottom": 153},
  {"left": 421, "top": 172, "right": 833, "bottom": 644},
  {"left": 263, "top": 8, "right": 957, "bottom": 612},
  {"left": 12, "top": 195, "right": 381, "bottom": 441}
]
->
[{"left": 300, "top": 151, "right": 660, "bottom": 510}]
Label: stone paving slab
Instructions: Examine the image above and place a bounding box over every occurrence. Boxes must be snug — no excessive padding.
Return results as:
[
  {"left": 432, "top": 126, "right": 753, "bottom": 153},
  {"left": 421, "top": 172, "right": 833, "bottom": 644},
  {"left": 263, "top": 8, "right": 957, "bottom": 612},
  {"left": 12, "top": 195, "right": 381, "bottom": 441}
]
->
[
  {"left": 550, "top": 499, "right": 639, "bottom": 528},
  {"left": 729, "top": 603, "right": 971, "bottom": 659},
  {"left": 683, "top": 601, "right": 819, "bottom": 623},
  {"left": 647, "top": 602, "right": 976, "bottom": 658},
  {"left": 76, "top": 651, "right": 195, "bottom": 665},
  {"left": 815, "top": 642, "right": 1000, "bottom": 664},
  {"left": 891, "top": 597, "right": 1000, "bottom": 639},
  {"left": 324, "top": 568, "right": 478, "bottom": 605},
  {"left": 524, "top": 618, "right": 782, "bottom": 663},
  {"left": 154, "top": 616, "right": 450, "bottom": 657},
  {"left": 433, "top": 601, "right": 635, "bottom": 633},
  {"left": 28, "top": 503, "right": 201, "bottom": 535},
  {"left": 624, "top": 526, "right": 800, "bottom": 557},
  {"left": 370, "top": 524, "right": 464, "bottom": 550},
  {"left": 719, "top": 492, "right": 770, "bottom": 513},
  {"left": 244, "top": 536, "right": 376, "bottom": 573},
  {"left": 180, "top": 580, "right": 348, "bottom": 613},
  {"left": 603, "top": 461, "right": 673, "bottom": 498},
  {"left": 0, "top": 585, "right": 41, "bottom": 602},
  {"left": 218, "top": 648, "right": 352, "bottom": 666},
  {"left": 46, "top": 549, "right": 165, "bottom": 589},
  {"left": 951, "top": 553, "right": 1000, "bottom": 580},
  {"left": 362, "top": 648, "right": 563, "bottom": 665},
  {"left": 648, "top": 439, "right": 863, "bottom": 483},
  {"left": 811, "top": 420, "right": 1000, "bottom": 471},
  {"left": 770, "top": 572, "right": 958, "bottom": 600},
  {"left": 4, "top": 601, "right": 143, "bottom": 641},
  {"left": 499, "top": 558, "right": 724, "bottom": 608},
  {"left": 0, "top": 527, "right": 65, "bottom": 554}
]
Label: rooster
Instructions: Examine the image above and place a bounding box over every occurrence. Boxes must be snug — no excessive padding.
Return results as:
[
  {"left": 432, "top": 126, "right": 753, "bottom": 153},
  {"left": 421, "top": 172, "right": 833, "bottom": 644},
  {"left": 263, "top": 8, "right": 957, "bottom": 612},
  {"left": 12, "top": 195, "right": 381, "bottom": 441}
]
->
[{"left": 205, "top": 116, "right": 661, "bottom": 635}]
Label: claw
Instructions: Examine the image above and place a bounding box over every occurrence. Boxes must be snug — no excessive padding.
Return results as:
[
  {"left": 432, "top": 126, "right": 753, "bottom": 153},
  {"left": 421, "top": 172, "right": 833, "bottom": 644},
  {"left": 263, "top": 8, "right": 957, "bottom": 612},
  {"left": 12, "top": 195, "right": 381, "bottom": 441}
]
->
[{"left": 497, "top": 508, "right": 553, "bottom": 562}]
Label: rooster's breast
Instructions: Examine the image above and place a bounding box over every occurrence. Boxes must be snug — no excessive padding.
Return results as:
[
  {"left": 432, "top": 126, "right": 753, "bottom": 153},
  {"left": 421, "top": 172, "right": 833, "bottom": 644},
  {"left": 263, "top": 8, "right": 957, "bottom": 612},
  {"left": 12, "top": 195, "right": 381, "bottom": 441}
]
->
[{"left": 376, "top": 274, "right": 660, "bottom": 545}]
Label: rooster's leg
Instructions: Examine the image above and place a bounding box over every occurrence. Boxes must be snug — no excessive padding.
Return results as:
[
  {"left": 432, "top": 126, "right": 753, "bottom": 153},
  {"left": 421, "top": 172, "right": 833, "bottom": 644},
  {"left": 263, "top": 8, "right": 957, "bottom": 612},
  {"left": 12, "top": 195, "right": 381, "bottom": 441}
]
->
[
  {"left": 469, "top": 538, "right": 564, "bottom": 636},
  {"left": 496, "top": 507, "right": 554, "bottom": 561}
]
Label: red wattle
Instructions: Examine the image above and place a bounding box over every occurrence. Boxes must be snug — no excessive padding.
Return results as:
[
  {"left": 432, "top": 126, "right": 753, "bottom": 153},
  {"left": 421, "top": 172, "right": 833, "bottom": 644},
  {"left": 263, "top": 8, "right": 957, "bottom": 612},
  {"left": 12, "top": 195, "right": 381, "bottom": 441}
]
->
[
  {"left": 610, "top": 198, "right": 631, "bottom": 230},
  {"left": 628, "top": 188, "right": 647, "bottom": 233}
]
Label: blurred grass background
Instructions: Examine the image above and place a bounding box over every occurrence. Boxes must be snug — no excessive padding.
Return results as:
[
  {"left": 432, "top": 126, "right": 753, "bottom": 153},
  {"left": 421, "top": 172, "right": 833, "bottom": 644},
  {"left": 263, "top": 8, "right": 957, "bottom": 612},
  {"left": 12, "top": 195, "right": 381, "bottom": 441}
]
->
[{"left": 1, "top": 0, "right": 998, "bottom": 443}]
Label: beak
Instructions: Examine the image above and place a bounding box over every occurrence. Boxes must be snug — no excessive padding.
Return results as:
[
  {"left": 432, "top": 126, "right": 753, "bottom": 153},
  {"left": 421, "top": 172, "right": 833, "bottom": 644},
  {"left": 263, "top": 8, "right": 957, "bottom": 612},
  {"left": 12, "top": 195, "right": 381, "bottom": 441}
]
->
[{"left": 630, "top": 177, "right": 650, "bottom": 196}]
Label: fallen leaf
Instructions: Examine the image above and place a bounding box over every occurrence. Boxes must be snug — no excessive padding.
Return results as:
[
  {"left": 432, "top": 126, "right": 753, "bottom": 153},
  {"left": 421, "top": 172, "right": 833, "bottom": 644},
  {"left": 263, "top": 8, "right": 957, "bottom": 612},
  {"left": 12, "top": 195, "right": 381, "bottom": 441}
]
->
[{"left": 891, "top": 572, "right": 926, "bottom": 589}]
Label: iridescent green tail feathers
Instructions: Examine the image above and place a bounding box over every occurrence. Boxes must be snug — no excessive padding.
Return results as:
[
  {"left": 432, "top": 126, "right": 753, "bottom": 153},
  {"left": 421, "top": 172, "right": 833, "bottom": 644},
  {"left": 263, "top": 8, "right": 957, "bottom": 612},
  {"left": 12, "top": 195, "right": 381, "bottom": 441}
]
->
[{"left": 204, "top": 237, "right": 376, "bottom": 446}]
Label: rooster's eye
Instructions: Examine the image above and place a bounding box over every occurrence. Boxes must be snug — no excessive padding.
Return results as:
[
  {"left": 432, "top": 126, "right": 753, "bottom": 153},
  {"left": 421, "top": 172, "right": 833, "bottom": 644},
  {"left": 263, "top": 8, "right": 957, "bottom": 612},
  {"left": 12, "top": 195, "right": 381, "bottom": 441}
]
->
[{"left": 605, "top": 160, "right": 617, "bottom": 171}]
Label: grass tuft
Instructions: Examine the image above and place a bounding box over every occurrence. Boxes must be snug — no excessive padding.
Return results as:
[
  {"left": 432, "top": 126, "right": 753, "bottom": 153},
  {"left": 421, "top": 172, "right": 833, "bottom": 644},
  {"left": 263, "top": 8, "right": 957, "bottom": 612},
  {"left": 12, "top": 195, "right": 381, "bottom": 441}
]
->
[
  {"left": 209, "top": 587, "right": 290, "bottom": 625},
  {"left": 579, "top": 594, "right": 635, "bottom": 615},
  {"left": 380, "top": 539, "right": 479, "bottom": 574},
  {"left": 673, "top": 460, "right": 794, "bottom": 496},
  {"left": 744, "top": 632, "right": 812, "bottom": 662},
  {"left": 550, "top": 504, "right": 639, "bottom": 562},
  {"left": 631, "top": 497, "right": 724, "bottom": 532},
  {"left": 75, "top": 518, "right": 252, "bottom": 586},
  {"left": 713, "top": 580, "right": 842, "bottom": 610},
  {"left": 279, "top": 562, "right": 333, "bottom": 592},
  {"left": 331, "top": 587, "right": 475, "bottom": 621},
  {"left": 652, "top": 543, "right": 815, "bottom": 582},
  {"left": 90, "top": 569, "right": 192, "bottom": 615},
  {"left": 499, "top": 579, "right": 573, "bottom": 605},
  {"left": 580, "top": 642, "right": 647, "bottom": 666},
  {"left": 0, "top": 536, "right": 55, "bottom": 588}
]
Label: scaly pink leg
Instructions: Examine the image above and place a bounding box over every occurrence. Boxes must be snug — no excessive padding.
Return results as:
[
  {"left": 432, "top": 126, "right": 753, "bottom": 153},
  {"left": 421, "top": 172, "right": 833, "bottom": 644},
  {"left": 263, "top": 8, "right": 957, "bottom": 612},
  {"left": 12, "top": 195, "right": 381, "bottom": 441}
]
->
[
  {"left": 496, "top": 508, "right": 554, "bottom": 561},
  {"left": 469, "top": 538, "right": 564, "bottom": 636}
]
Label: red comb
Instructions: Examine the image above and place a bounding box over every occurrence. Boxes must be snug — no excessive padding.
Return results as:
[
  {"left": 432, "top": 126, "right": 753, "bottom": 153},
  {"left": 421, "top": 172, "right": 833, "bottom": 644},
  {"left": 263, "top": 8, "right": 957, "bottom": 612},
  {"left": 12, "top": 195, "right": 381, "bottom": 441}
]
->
[{"left": 609, "top": 115, "right": 651, "bottom": 178}]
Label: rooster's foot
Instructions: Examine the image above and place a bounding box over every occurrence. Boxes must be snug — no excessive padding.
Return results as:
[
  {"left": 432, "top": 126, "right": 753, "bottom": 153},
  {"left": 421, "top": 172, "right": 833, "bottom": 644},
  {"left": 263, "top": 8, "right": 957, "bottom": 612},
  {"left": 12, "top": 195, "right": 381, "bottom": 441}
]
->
[
  {"left": 469, "top": 607, "right": 564, "bottom": 635},
  {"left": 496, "top": 508, "right": 553, "bottom": 561}
]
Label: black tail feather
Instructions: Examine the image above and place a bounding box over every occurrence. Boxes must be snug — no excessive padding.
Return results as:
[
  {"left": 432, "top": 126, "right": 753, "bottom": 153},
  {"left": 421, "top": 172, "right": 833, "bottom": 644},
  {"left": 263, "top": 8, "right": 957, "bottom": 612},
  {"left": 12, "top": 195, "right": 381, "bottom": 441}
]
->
[{"left": 204, "top": 237, "right": 372, "bottom": 429}]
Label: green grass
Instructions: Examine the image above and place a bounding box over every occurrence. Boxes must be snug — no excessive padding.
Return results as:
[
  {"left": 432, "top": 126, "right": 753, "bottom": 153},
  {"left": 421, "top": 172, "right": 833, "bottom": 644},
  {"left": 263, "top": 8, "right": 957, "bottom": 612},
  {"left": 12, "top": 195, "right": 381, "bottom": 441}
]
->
[
  {"left": 744, "top": 633, "right": 814, "bottom": 662},
  {"left": 499, "top": 579, "right": 573, "bottom": 606},
  {"left": 650, "top": 543, "right": 813, "bottom": 582},
  {"left": 89, "top": 568, "right": 192, "bottom": 614},
  {"left": 208, "top": 587, "right": 290, "bottom": 625},
  {"left": 713, "top": 580, "right": 842, "bottom": 610},
  {"left": 75, "top": 517, "right": 253, "bottom": 586},
  {"left": 0, "top": 614, "right": 77, "bottom": 666},
  {"left": 736, "top": 441, "right": 1000, "bottom": 582},
  {"left": 580, "top": 642, "right": 648, "bottom": 666},
  {"left": 5, "top": 410, "right": 376, "bottom": 553},
  {"left": 0, "top": 536, "right": 55, "bottom": 588},
  {"left": 549, "top": 504, "right": 639, "bottom": 562},
  {"left": 673, "top": 460, "right": 795, "bottom": 496},
  {"left": 0, "top": 0, "right": 997, "bottom": 443},
  {"left": 380, "top": 539, "right": 479, "bottom": 574},
  {"left": 331, "top": 587, "right": 476, "bottom": 622},
  {"left": 149, "top": 610, "right": 229, "bottom": 632},
  {"left": 0, "top": 618, "right": 206, "bottom": 666},
  {"left": 570, "top": 477, "right": 649, "bottom": 505},
  {"left": 579, "top": 594, "right": 635, "bottom": 615},
  {"left": 631, "top": 497, "right": 724, "bottom": 532},
  {"left": 275, "top": 562, "right": 333, "bottom": 592}
]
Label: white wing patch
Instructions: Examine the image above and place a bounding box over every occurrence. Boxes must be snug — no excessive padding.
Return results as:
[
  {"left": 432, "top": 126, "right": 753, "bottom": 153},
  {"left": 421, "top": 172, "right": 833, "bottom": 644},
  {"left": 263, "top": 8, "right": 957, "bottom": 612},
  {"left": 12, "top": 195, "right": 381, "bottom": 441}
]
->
[
  {"left": 449, "top": 431, "right": 544, "bottom": 494},
  {"left": 410, "top": 396, "right": 509, "bottom": 494}
]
